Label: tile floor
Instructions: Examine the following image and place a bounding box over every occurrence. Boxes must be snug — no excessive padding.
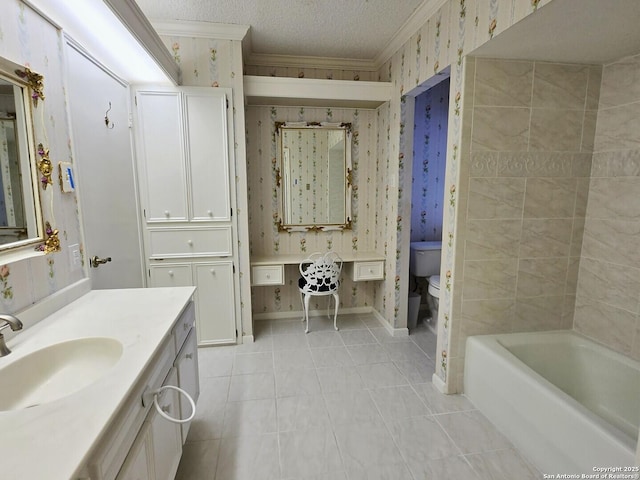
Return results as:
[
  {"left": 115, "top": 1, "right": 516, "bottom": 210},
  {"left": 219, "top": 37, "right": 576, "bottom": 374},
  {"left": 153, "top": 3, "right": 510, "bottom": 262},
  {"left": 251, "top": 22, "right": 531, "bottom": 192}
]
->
[{"left": 175, "top": 313, "right": 541, "bottom": 480}]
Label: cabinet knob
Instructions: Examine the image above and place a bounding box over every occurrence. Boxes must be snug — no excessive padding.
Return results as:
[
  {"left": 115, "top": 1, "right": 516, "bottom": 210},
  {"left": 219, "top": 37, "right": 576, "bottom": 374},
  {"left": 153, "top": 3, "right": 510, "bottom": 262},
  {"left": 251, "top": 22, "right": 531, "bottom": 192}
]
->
[
  {"left": 187, "top": 239, "right": 193, "bottom": 246},
  {"left": 168, "top": 270, "right": 174, "bottom": 276},
  {"left": 210, "top": 268, "right": 215, "bottom": 274},
  {"left": 207, "top": 209, "right": 213, "bottom": 216},
  {"left": 164, "top": 210, "right": 170, "bottom": 216},
  {"left": 184, "top": 322, "right": 189, "bottom": 330},
  {"left": 186, "top": 353, "right": 193, "bottom": 359},
  {"left": 161, "top": 404, "right": 171, "bottom": 414},
  {"left": 266, "top": 274, "right": 271, "bottom": 279},
  {"left": 369, "top": 268, "right": 374, "bottom": 274}
]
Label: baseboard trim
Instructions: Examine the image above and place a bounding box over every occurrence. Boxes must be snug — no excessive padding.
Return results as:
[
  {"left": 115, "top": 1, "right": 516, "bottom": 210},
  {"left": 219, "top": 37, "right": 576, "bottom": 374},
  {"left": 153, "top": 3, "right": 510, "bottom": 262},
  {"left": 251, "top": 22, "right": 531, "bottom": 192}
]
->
[
  {"left": 371, "top": 309, "right": 409, "bottom": 338},
  {"left": 432, "top": 372, "right": 448, "bottom": 393},
  {"left": 253, "top": 306, "right": 373, "bottom": 322},
  {"left": 242, "top": 334, "right": 254, "bottom": 344}
]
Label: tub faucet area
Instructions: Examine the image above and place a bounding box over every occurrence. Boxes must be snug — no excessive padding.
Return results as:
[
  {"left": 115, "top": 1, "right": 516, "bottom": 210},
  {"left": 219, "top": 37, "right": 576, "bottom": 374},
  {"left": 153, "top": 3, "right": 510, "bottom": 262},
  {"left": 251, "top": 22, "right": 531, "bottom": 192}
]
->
[{"left": 0, "top": 314, "right": 23, "bottom": 357}]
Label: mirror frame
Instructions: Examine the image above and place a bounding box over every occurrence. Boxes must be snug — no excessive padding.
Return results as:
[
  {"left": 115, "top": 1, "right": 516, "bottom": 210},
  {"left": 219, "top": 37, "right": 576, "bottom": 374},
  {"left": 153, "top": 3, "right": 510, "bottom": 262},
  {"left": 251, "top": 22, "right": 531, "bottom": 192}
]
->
[
  {"left": 0, "top": 56, "right": 45, "bottom": 253},
  {"left": 275, "top": 121, "right": 353, "bottom": 232}
]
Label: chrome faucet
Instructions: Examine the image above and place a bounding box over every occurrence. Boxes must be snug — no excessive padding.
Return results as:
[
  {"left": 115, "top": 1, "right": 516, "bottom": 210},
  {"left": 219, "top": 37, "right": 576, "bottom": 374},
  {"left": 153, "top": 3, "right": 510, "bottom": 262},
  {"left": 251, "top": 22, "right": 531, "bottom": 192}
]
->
[{"left": 0, "top": 314, "right": 23, "bottom": 357}]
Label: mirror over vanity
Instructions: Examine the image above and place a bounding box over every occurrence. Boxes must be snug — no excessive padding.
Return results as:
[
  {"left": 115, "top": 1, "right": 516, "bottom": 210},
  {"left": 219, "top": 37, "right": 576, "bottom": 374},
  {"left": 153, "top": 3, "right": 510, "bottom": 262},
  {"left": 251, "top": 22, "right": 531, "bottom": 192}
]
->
[
  {"left": 0, "top": 56, "right": 44, "bottom": 252},
  {"left": 276, "top": 121, "right": 352, "bottom": 232}
]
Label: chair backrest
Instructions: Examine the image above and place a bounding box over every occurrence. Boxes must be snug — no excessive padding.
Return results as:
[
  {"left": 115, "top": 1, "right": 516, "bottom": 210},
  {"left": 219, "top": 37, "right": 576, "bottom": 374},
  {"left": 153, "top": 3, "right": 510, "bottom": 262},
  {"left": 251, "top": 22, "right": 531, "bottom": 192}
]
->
[{"left": 299, "top": 251, "right": 343, "bottom": 293}]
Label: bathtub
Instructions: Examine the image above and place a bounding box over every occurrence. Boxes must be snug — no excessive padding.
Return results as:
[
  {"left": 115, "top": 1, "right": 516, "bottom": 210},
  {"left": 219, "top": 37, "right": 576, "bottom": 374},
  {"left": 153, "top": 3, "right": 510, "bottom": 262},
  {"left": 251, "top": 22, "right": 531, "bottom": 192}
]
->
[{"left": 464, "top": 330, "right": 639, "bottom": 475}]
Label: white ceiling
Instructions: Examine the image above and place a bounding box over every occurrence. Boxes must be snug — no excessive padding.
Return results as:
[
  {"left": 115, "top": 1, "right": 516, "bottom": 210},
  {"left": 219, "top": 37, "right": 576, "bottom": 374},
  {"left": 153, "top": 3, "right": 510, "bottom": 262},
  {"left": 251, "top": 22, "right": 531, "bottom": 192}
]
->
[
  {"left": 473, "top": 0, "right": 640, "bottom": 64},
  {"left": 134, "top": 0, "right": 427, "bottom": 60}
]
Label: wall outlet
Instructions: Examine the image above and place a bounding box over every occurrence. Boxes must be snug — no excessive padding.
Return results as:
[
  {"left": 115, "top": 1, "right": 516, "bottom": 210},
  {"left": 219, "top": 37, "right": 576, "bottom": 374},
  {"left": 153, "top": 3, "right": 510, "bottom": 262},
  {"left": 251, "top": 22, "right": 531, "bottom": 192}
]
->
[{"left": 68, "top": 243, "right": 81, "bottom": 271}]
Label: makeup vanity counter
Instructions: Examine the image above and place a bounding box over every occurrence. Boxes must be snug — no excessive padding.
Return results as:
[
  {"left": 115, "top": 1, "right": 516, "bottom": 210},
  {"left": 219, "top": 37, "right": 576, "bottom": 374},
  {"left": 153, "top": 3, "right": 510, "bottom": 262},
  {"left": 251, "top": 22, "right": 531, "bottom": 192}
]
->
[
  {"left": 251, "top": 251, "right": 386, "bottom": 285},
  {"left": 0, "top": 286, "right": 197, "bottom": 480}
]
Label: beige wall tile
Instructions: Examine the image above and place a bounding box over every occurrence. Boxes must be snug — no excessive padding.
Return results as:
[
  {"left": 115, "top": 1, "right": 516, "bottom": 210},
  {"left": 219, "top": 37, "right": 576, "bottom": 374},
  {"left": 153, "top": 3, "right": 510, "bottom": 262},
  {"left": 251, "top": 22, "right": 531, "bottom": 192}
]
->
[
  {"left": 474, "top": 59, "right": 533, "bottom": 107},
  {"left": 529, "top": 108, "right": 584, "bottom": 152},
  {"left": 566, "top": 257, "right": 581, "bottom": 294},
  {"left": 586, "top": 65, "right": 603, "bottom": 111},
  {"left": 513, "top": 295, "right": 565, "bottom": 332},
  {"left": 460, "top": 299, "right": 514, "bottom": 337},
  {"left": 587, "top": 177, "right": 640, "bottom": 220},
  {"left": 581, "top": 217, "right": 640, "bottom": 266},
  {"left": 571, "top": 153, "right": 593, "bottom": 178},
  {"left": 471, "top": 107, "right": 530, "bottom": 151},
  {"left": 599, "top": 53, "right": 640, "bottom": 108},
  {"left": 581, "top": 110, "right": 597, "bottom": 153},
  {"left": 577, "top": 257, "right": 640, "bottom": 313},
  {"left": 468, "top": 178, "right": 525, "bottom": 219},
  {"left": 465, "top": 219, "right": 521, "bottom": 260},
  {"left": 632, "top": 320, "right": 640, "bottom": 361},
  {"left": 516, "top": 258, "right": 568, "bottom": 298},
  {"left": 574, "top": 299, "right": 636, "bottom": 355},
  {"left": 595, "top": 102, "right": 640, "bottom": 152},
  {"left": 574, "top": 177, "right": 590, "bottom": 218},
  {"left": 463, "top": 259, "right": 517, "bottom": 300},
  {"left": 562, "top": 294, "right": 577, "bottom": 329},
  {"left": 532, "top": 63, "right": 589, "bottom": 110},
  {"left": 523, "top": 178, "right": 577, "bottom": 219},
  {"left": 570, "top": 217, "right": 585, "bottom": 258},
  {"left": 601, "top": 148, "right": 640, "bottom": 177},
  {"left": 519, "top": 218, "right": 572, "bottom": 258},
  {"left": 470, "top": 151, "right": 498, "bottom": 177}
]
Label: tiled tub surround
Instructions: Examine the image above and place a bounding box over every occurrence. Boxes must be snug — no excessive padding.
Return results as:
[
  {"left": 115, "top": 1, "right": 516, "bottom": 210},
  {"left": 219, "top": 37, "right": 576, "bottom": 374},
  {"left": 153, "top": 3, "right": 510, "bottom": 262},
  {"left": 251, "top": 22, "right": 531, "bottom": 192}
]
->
[
  {"left": 575, "top": 52, "right": 640, "bottom": 360},
  {"left": 465, "top": 331, "right": 638, "bottom": 475},
  {"left": 176, "top": 315, "right": 540, "bottom": 480},
  {"left": 446, "top": 57, "right": 601, "bottom": 391}
]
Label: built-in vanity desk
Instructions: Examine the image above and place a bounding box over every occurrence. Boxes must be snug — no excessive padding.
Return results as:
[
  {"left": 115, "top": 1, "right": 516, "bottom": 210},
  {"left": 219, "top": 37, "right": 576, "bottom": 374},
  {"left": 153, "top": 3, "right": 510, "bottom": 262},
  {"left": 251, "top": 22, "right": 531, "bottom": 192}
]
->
[
  {"left": 251, "top": 251, "right": 386, "bottom": 285},
  {"left": 0, "top": 287, "right": 198, "bottom": 480}
]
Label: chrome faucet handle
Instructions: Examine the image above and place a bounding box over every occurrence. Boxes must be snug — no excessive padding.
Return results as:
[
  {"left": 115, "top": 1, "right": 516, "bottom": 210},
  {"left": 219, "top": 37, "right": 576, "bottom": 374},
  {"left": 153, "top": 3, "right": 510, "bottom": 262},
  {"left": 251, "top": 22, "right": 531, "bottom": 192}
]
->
[{"left": 0, "top": 314, "right": 23, "bottom": 332}]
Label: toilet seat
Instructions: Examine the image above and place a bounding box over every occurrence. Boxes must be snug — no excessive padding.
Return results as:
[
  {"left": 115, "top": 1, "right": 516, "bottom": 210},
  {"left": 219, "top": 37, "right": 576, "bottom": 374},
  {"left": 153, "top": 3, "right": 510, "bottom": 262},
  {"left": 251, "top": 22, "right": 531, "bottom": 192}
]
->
[{"left": 428, "top": 275, "right": 440, "bottom": 297}]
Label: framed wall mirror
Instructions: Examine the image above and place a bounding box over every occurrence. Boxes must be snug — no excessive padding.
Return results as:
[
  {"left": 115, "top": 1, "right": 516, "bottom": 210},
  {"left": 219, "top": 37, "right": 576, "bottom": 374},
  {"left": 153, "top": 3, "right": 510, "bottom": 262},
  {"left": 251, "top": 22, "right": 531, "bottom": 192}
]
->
[
  {"left": 0, "top": 56, "right": 44, "bottom": 252},
  {"left": 276, "top": 121, "right": 352, "bottom": 232}
]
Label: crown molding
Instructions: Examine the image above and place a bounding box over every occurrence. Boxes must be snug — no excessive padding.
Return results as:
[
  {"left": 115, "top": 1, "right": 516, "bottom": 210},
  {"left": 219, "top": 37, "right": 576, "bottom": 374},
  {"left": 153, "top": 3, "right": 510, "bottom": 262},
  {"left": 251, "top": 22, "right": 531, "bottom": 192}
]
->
[
  {"left": 374, "top": 0, "right": 449, "bottom": 68},
  {"left": 103, "top": 0, "right": 181, "bottom": 84},
  {"left": 246, "top": 53, "right": 378, "bottom": 72},
  {"left": 152, "top": 20, "right": 250, "bottom": 41}
]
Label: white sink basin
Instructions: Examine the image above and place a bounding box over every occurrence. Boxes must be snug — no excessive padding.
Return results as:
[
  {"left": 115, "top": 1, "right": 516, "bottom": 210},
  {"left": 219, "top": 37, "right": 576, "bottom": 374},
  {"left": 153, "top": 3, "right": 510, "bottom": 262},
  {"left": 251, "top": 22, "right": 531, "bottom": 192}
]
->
[{"left": 0, "top": 337, "right": 123, "bottom": 411}]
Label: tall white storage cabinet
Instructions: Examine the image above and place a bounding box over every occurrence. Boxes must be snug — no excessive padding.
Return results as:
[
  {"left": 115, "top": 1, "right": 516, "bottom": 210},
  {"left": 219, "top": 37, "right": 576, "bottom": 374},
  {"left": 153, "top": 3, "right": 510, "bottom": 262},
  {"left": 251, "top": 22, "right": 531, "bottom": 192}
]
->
[{"left": 134, "top": 87, "right": 238, "bottom": 345}]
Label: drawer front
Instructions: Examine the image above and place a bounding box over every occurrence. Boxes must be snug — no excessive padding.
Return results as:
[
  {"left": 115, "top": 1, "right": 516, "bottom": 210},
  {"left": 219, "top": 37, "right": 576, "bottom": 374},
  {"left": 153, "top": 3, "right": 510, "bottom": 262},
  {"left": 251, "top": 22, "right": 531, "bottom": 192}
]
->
[
  {"left": 172, "top": 301, "right": 196, "bottom": 355},
  {"left": 149, "top": 264, "right": 192, "bottom": 288},
  {"left": 353, "top": 261, "right": 384, "bottom": 281},
  {"left": 251, "top": 265, "right": 284, "bottom": 286},
  {"left": 148, "top": 227, "right": 232, "bottom": 258}
]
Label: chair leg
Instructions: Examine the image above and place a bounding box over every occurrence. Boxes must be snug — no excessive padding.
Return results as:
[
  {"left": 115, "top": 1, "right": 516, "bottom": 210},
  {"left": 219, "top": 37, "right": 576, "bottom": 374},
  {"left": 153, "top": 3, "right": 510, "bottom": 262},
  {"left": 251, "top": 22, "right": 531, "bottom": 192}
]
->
[
  {"left": 299, "top": 290, "right": 306, "bottom": 323},
  {"left": 304, "top": 294, "right": 311, "bottom": 333},
  {"left": 332, "top": 293, "right": 339, "bottom": 331}
]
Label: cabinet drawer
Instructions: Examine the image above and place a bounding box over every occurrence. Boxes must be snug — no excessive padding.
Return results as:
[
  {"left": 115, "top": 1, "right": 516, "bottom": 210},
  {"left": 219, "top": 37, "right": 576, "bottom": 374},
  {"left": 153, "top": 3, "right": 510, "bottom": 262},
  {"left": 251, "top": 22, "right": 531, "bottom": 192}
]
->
[
  {"left": 251, "top": 265, "right": 284, "bottom": 286},
  {"left": 148, "top": 227, "right": 232, "bottom": 258},
  {"left": 352, "top": 261, "right": 384, "bottom": 281},
  {"left": 149, "top": 264, "right": 192, "bottom": 288},
  {"left": 172, "top": 301, "right": 196, "bottom": 355}
]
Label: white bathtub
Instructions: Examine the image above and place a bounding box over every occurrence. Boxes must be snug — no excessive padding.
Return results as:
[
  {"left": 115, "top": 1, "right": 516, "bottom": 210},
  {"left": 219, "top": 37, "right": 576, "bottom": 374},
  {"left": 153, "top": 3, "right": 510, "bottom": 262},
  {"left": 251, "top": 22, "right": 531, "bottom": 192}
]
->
[{"left": 464, "top": 330, "right": 639, "bottom": 475}]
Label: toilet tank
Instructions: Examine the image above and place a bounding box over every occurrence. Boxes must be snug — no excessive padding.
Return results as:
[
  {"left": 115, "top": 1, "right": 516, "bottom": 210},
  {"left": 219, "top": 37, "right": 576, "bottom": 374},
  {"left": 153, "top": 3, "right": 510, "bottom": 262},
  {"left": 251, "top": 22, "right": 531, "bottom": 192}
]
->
[{"left": 409, "top": 241, "right": 442, "bottom": 277}]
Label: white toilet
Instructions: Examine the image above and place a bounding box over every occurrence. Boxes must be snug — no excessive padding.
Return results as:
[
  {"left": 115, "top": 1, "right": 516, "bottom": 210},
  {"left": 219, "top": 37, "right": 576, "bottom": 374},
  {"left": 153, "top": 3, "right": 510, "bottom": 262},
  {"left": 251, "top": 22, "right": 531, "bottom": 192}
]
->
[{"left": 409, "top": 241, "right": 442, "bottom": 333}]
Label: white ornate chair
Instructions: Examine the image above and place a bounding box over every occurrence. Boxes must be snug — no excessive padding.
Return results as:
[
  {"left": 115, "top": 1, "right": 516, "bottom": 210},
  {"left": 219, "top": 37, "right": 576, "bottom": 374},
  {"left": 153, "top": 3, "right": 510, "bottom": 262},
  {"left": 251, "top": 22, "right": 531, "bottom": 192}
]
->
[{"left": 298, "top": 252, "right": 343, "bottom": 333}]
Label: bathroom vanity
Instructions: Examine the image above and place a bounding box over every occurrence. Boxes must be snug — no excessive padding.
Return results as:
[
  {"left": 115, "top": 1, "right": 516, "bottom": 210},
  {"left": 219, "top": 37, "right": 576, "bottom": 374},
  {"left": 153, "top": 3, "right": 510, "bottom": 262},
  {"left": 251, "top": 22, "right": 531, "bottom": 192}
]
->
[{"left": 0, "top": 287, "right": 198, "bottom": 480}]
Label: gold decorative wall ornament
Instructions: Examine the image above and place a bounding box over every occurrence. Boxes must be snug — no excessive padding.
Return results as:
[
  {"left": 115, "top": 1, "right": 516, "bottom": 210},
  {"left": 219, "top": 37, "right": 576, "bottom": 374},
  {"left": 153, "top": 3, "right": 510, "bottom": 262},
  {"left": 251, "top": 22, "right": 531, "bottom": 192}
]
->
[
  {"left": 36, "top": 222, "right": 60, "bottom": 254},
  {"left": 346, "top": 168, "right": 353, "bottom": 188},
  {"left": 37, "top": 143, "right": 53, "bottom": 189},
  {"left": 14, "top": 67, "right": 44, "bottom": 106}
]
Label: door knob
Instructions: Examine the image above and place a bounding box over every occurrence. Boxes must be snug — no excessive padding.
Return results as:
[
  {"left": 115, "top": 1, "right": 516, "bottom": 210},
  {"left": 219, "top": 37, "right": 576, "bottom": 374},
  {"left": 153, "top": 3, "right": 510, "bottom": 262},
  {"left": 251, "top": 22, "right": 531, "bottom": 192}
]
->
[{"left": 90, "top": 255, "right": 112, "bottom": 268}]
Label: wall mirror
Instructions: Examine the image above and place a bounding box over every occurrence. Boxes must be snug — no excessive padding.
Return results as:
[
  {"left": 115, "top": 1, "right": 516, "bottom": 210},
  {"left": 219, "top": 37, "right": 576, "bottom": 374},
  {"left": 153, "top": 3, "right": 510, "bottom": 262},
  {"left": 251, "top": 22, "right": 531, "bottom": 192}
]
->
[
  {"left": 0, "top": 56, "right": 43, "bottom": 252},
  {"left": 276, "top": 121, "right": 352, "bottom": 232}
]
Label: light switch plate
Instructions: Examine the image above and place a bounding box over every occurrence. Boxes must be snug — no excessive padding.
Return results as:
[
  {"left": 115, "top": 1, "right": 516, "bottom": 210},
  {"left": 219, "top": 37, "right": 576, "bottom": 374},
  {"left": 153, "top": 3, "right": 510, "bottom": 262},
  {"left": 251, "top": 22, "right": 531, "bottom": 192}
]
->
[{"left": 58, "top": 162, "right": 76, "bottom": 192}]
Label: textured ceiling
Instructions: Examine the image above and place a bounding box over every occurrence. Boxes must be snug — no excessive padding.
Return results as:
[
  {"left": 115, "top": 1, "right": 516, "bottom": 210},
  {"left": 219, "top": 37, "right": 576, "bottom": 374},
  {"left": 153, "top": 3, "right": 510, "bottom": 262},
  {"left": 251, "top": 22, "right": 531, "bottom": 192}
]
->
[{"left": 134, "top": 0, "right": 425, "bottom": 59}]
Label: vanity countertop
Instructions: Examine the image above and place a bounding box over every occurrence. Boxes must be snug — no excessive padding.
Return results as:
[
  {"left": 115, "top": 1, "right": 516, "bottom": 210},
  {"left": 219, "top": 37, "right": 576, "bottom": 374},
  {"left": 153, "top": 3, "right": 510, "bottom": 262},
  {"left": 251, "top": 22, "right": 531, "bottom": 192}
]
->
[{"left": 0, "top": 286, "right": 196, "bottom": 480}]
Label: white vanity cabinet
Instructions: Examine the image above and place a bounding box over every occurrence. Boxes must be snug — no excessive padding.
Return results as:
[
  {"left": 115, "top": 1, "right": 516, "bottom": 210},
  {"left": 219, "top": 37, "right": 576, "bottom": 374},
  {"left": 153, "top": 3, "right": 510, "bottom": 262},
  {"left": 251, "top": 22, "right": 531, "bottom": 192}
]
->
[
  {"left": 134, "top": 86, "right": 239, "bottom": 345},
  {"left": 88, "top": 301, "right": 199, "bottom": 480}
]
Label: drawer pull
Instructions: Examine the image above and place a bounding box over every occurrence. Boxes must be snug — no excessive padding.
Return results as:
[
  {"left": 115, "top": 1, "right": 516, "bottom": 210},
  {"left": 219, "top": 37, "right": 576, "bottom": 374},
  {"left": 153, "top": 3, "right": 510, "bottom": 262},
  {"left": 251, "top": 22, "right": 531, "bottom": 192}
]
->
[
  {"left": 207, "top": 210, "right": 213, "bottom": 216},
  {"left": 369, "top": 269, "right": 374, "bottom": 274},
  {"left": 168, "top": 270, "right": 174, "bottom": 276},
  {"left": 210, "top": 269, "right": 215, "bottom": 274},
  {"left": 161, "top": 404, "right": 171, "bottom": 414},
  {"left": 164, "top": 210, "right": 170, "bottom": 216},
  {"left": 187, "top": 239, "right": 193, "bottom": 246},
  {"left": 184, "top": 322, "right": 189, "bottom": 330},
  {"left": 266, "top": 274, "right": 271, "bottom": 279},
  {"left": 185, "top": 353, "right": 193, "bottom": 359}
]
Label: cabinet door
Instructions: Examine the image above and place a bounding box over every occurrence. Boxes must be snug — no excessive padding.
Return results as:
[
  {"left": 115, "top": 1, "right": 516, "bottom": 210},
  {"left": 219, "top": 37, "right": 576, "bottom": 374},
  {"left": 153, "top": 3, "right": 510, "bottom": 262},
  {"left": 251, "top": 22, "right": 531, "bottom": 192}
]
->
[
  {"left": 183, "top": 90, "right": 231, "bottom": 222},
  {"left": 149, "top": 368, "right": 182, "bottom": 480},
  {"left": 194, "top": 261, "right": 236, "bottom": 345},
  {"left": 115, "top": 421, "right": 154, "bottom": 480},
  {"left": 135, "top": 91, "right": 188, "bottom": 223},
  {"left": 148, "top": 264, "right": 192, "bottom": 288},
  {"left": 175, "top": 328, "right": 199, "bottom": 444}
]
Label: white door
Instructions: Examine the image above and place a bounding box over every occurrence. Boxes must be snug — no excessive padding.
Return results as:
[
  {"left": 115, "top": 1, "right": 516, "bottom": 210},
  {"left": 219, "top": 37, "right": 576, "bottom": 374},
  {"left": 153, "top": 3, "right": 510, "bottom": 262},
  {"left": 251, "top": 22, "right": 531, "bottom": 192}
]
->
[{"left": 65, "top": 42, "right": 145, "bottom": 288}]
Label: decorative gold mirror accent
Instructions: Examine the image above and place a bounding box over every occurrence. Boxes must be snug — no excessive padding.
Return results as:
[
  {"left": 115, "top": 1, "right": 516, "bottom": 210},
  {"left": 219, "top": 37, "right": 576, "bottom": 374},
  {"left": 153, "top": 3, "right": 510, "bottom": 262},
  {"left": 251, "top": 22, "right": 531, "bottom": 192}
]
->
[
  {"left": 276, "top": 121, "right": 352, "bottom": 232},
  {"left": 0, "top": 56, "right": 45, "bottom": 252}
]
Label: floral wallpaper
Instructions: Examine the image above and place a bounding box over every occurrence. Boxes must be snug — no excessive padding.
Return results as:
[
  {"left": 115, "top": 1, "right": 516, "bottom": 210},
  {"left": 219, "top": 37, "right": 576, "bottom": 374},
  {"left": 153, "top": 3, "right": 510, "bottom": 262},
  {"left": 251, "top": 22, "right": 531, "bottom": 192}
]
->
[
  {"left": 246, "top": 105, "right": 379, "bottom": 314},
  {"left": 0, "top": 1, "right": 85, "bottom": 314},
  {"left": 411, "top": 77, "right": 449, "bottom": 242}
]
